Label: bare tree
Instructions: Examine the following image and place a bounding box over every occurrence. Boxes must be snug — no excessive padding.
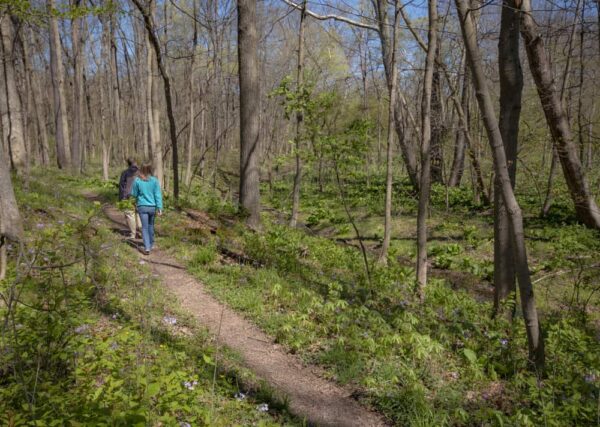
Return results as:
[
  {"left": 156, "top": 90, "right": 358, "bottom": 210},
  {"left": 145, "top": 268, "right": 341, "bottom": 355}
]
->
[
  {"left": 494, "top": 0, "right": 523, "bottom": 316},
  {"left": 448, "top": 60, "right": 469, "bottom": 187},
  {"left": 519, "top": 0, "right": 600, "bottom": 229},
  {"left": 289, "top": 0, "right": 307, "bottom": 228},
  {"left": 455, "top": 0, "right": 544, "bottom": 369},
  {"left": 416, "top": 0, "right": 438, "bottom": 296},
  {"left": 71, "top": 0, "right": 84, "bottom": 173},
  {"left": 378, "top": 0, "right": 400, "bottom": 264},
  {"left": 237, "top": 0, "right": 261, "bottom": 228},
  {"left": 48, "top": 0, "right": 71, "bottom": 169},
  {"left": 132, "top": 0, "right": 180, "bottom": 201}
]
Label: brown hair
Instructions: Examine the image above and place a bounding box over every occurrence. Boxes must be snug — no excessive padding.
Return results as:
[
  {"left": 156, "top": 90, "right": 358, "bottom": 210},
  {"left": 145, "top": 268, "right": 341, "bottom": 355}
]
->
[{"left": 138, "top": 163, "right": 154, "bottom": 181}]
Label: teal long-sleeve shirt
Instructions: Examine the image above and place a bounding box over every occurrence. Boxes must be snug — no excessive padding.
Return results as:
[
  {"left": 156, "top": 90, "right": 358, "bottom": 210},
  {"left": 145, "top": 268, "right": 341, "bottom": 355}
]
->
[{"left": 131, "top": 176, "right": 163, "bottom": 210}]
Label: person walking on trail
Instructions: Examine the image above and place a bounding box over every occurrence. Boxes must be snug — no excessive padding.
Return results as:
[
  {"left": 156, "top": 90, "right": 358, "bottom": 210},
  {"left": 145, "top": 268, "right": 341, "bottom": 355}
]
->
[
  {"left": 118, "top": 158, "right": 141, "bottom": 239},
  {"left": 131, "top": 162, "right": 163, "bottom": 255}
]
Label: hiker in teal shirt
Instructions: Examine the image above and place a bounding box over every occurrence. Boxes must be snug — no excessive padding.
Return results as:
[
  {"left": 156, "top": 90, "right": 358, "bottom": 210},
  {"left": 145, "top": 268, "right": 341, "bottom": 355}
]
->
[{"left": 131, "top": 162, "right": 163, "bottom": 255}]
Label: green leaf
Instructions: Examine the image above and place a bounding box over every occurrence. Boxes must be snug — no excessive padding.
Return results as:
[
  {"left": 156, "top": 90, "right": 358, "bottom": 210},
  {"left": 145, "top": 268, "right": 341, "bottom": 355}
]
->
[
  {"left": 146, "top": 382, "right": 161, "bottom": 397},
  {"left": 463, "top": 348, "right": 477, "bottom": 364}
]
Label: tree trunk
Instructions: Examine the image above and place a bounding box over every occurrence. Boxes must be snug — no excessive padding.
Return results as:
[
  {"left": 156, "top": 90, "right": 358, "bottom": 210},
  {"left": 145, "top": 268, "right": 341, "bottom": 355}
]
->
[
  {"left": 237, "top": 0, "right": 261, "bottom": 228},
  {"left": 430, "top": 41, "right": 444, "bottom": 184},
  {"left": 0, "top": 14, "right": 27, "bottom": 172},
  {"left": 374, "top": 0, "right": 419, "bottom": 190},
  {"left": 0, "top": 140, "right": 23, "bottom": 278},
  {"left": 456, "top": 0, "right": 544, "bottom": 369},
  {"left": 184, "top": 3, "right": 198, "bottom": 188},
  {"left": 290, "top": 0, "right": 307, "bottom": 228},
  {"left": 48, "top": 0, "right": 71, "bottom": 169},
  {"left": 519, "top": 0, "right": 600, "bottom": 229},
  {"left": 132, "top": 0, "right": 179, "bottom": 201},
  {"left": 379, "top": 0, "right": 400, "bottom": 264},
  {"left": 416, "top": 0, "right": 438, "bottom": 297},
  {"left": 448, "top": 60, "right": 469, "bottom": 187},
  {"left": 20, "top": 24, "right": 50, "bottom": 166},
  {"left": 494, "top": 0, "right": 522, "bottom": 317},
  {"left": 71, "top": 0, "right": 84, "bottom": 173}
]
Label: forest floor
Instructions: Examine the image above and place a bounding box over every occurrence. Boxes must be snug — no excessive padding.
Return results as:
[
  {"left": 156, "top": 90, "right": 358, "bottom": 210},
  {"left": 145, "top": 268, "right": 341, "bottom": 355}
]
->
[{"left": 93, "top": 196, "right": 387, "bottom": 427}]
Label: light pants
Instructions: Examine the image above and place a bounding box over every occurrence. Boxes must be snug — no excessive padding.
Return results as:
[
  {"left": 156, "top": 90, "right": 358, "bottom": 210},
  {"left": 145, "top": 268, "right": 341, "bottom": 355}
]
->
[{"left": 124, "top": 209, "right": 141, "bottom": 238}]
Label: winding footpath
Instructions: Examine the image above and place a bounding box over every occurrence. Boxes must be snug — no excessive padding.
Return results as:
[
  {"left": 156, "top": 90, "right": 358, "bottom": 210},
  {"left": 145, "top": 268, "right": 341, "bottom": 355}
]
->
[{"left": 96, "top": 199, "right": 387, "bottom": 427}]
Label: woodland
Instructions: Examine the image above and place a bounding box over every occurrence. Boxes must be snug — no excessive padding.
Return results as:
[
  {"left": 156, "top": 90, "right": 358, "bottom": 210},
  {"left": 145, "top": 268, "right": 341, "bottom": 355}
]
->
[{"left": 0, "top": 0, "right": 600, "bottom": 425}]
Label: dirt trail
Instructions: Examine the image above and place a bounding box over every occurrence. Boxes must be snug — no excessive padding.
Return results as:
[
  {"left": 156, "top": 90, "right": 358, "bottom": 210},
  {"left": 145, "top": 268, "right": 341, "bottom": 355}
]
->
[{"left": 98, "top": 202, "right": 387, "bottom": 427}]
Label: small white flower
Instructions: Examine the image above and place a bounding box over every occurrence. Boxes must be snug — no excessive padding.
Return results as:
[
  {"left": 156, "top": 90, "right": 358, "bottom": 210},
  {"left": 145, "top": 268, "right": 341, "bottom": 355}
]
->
[
  {"left": 139, "top": 260, "right": 146, "bottom": 265},
  {"left": 235, "top": 392, "right": 247, "bottom": 400},
  {"left": 163, "top": 316, "right": 177, "bottom": 325},
  {"left": 256, "top": 403, "right": 269, "bottom": 412}
]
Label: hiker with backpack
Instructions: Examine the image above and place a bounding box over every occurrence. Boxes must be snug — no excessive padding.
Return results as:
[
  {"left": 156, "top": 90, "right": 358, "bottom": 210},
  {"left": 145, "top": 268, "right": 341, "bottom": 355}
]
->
[{"left": 118, "top": 158, "right": 141, "bottom": 239}]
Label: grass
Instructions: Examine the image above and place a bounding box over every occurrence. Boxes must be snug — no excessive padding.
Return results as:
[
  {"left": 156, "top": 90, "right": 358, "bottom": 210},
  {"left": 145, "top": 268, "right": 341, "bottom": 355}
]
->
[
  {"left": 156, "top": 172, "right": 600, "bottom": 426},
  {"left": 1, "top": 169, "right": 302, "bottom": 426}
]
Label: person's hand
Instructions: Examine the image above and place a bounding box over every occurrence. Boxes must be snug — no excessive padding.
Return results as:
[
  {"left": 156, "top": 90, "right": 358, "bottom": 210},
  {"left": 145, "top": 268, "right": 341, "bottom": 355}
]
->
[{"left": 157, "top": 209, "right": 163, "bottom": 216}]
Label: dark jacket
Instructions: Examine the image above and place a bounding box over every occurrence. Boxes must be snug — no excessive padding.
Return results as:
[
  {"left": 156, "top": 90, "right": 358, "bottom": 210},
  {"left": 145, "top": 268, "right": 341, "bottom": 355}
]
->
[{"left": 118, "top": 165, "right": 139, "bottom": 201}]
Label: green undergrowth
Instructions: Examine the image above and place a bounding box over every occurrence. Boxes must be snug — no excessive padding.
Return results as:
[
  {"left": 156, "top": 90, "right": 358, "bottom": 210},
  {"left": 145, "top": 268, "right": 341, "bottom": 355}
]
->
[
  {"left": 0, "top": 170, "right": 299, "bottom": 426},
  {"left": 158, "top": 179, "right": 600, "bottom": 426}
]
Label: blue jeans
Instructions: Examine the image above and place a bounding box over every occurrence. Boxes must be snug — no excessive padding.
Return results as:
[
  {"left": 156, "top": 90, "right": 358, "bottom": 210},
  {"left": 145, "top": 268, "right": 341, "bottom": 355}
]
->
[{"left": 137, "top": 206, "right": 156, "bottom": 251}]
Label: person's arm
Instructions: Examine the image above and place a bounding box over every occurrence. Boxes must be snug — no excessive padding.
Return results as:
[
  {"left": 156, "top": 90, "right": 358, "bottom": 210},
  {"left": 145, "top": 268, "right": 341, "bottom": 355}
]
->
[
  {"left": 118, "top": 171, "right": 127, "bottom": 199},
  {"left": 154, "top": 178, "right": 163, "bottom": 212},
  {"left": 131, "top": 179, "right": 139, "bottom": 198}
]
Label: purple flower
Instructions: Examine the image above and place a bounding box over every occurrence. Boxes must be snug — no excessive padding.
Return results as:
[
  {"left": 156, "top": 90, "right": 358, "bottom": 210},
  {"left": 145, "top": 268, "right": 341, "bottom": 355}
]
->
[
  {"left": 584, "top": 374, "right": 597, "bottom": 384},
  {"left": 36, "top": 223, "right": 45, "bottom": 229},
  {"left": 74, "top": 325, "right": 90, "bottom": 334},
  {"left": 500, "top": 338, "right": 509, "bottom": 347},
  {"left": 180, "top": 423, "right": 191, "bottom": 427}
]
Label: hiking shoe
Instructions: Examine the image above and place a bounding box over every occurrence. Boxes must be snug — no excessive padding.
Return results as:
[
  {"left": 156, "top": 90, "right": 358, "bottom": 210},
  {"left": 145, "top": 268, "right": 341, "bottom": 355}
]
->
[{"left": 143, "top": 249, "right": 150, "bottom": 255}]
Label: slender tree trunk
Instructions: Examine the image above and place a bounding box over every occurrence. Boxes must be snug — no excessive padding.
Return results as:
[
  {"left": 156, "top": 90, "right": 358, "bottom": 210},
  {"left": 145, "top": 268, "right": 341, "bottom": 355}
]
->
[
  {"left": 21, "top": 25, "right": 49, "bottom": 166},
  {"left": 519, "top": 0, "right": 600, "bottom": 229},
  {"left": 456, "top": 0, "right": 544, "bottom": 369},
  {"left": 48, "top": 0, "right": 71, "bottom": 169},
  {"left": 374, "top": 0, "right": 419, "bottom": 190},
  {"left": 379, "top": 0, "right": 400, "bottom": 264},
  {"left": 290, "top": 0, "right": 307, "bottom": 228},
  {"left": 71, "top": 0, "right": 84, "bottom": 173},
  {"left": 448, "top": 60, "right": 469, "bottom": 187},
  {"left": 430, "top": 41, "right": 444, "bottom": 184},
  {"left": 237, "top": 0, "right": 261, "bottom": 228},
  {"left": 494, "top": 0, "right": 523, "bottom": 317},
  {"left": 0, "top": 14, "right": 27, "bottom": 172},
  {"left": 133, "top": 0, "right": 180, "bottom": 200},
  {"left": 184, "top": 1, "right": 198, "bottom": 188},
  {"left": 416, "top": 0, "right": 438, "bottom": 297}
]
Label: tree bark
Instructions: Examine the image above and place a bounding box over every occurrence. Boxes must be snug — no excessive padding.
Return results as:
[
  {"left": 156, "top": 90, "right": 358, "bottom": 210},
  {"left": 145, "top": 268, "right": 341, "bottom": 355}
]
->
[
  {"left": 0, "top": 142, "right": 23, "bottom": 280},
  {"left": 290, "top": 0, "right": 307, "bottom": 228},
  {"left": 374, "top": 0, "right": 419, "bottom": 190},
  {"left": 448, "top": 60, "right": 469, "bottom": 187},
  {"left": 48, "top": 0, "right": 71, "bottom": 169},
  {"left": 456, "top": 0, "right": 544, "bottom": 369},
  {"left": 0, "top": 14, "right": 27, "bottom": 172},
  {"left": 20, "top": 24, "right": 50, "bottom": 166},
  {"left": 379, "top": 0, "right": 400, "bottom": 264},
  {"left": 430, "top": 41, "right": 444, "bottom": 184},
  {"left": 71, "top": 0, "right": 84, "bottom": 173},
  {"left": 494, "top": 0, "right": 523, "bottom": 317},
  {"left": 519, "top": 0, "right": 600, "bottom": 229},
  {"left": 416, "top": 0, "right": 438, "bottom": 297},
  {"left": 237, "top": 0, "right": 261, "bottom": 228},
  {"left": 132, "top": 0, "right": 180, "bottom": 200}
]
